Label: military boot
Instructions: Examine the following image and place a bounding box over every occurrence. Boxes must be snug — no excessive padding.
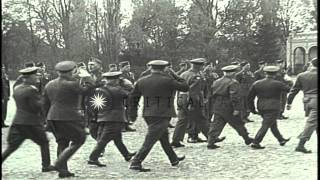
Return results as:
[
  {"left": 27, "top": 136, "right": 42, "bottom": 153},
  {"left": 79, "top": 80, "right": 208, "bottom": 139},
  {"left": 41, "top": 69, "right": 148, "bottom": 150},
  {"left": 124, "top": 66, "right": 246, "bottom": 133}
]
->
[{"left": 295, "top": 139, "right": 312, "bottom": 153}]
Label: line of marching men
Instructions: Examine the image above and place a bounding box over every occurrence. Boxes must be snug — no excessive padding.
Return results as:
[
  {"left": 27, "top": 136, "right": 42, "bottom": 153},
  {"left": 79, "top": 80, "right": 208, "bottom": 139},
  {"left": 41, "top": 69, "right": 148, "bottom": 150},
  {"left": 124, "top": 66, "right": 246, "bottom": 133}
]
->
[{"left": 1, "top": 57, "right": 317, "bottom": 178}]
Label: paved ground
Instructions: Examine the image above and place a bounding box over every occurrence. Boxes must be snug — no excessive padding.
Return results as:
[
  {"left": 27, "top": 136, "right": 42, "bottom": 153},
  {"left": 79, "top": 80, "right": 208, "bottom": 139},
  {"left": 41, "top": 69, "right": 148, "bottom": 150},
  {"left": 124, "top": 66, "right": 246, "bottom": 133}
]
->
[{"left": 1, "top": 80, "right": 318, "bottom": 179}]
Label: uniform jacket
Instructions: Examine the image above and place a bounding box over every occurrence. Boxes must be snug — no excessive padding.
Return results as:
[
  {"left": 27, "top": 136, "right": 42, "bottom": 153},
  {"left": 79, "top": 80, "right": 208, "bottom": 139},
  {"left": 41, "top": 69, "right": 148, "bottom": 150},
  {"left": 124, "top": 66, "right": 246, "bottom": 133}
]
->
[
  {"left": 12, "top": 83, "right": 44, "bottom": 125},
  {"left": 129, "top": 71, "right": 189, "bottom": 119},
  {"left": 44, "top": 76, "right": 89, "bottom": 121},
  {"left": 210, "top": 76, "right": 242, "bottom": 120},
  {"left": 287, "top": 68, "right": 318, "bottom": 104},
  {"left": 248, "top": 77, "right": 291, "bottom": 113},
  {"left": 92, "top": 84, "right": 130, "bottom": 123},
  {"left": 180, "top": 69, "right": 206, "bottom": 103}
]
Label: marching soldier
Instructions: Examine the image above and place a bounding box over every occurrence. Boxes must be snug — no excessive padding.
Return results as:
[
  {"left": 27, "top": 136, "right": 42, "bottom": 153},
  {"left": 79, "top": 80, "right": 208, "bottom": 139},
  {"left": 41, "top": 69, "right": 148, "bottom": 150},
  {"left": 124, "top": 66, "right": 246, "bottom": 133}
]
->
[
  {"left": 254, "top": 60, "right": 266, "bottom": 81},
  {"left": 44, "top": 61, "right": 91, "bottom": 178},
  {"left": 275, "top": 59, "right": 291, "bottom": 120},
  {"left": 235, "top": 61, "right": 255, "bottom": 123},
  {"left": 87, "top": 71, "right": 136, "bottom": 167},
  {"left": 2, "top": 65, "right": 10, "bottom": 128},
  {"left": 248, "top": 66, "right": 290, "bottom": 149},
  {"left": 2, "top": 67, "right": 55, "bottom": 172},
  {"left": 171, "top": 58, "right": 209, "bottom": 148},
  {"left": 108, "top": 63, "right": 118, "bottom": 72},
  {"left": 207, "top": 65, "right": 253, "bottom": 149},
  {"left": 287, "top": 58, "right": 318, "bottom": 153},
  {"left": 128, "top": 60, "right": 188, "bottom": 172}
]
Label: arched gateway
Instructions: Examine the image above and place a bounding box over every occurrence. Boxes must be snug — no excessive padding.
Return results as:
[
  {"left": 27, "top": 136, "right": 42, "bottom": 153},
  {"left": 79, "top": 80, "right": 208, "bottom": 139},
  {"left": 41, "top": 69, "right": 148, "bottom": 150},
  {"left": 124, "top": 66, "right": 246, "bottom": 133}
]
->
[{"left": 286, "top": 31, "right": 317, "bottom": 74}]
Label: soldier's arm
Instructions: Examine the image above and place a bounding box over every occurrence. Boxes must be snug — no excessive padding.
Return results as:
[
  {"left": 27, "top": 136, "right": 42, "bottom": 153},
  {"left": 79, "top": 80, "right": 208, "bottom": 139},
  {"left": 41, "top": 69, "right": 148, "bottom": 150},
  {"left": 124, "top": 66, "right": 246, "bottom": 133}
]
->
[
  {"left": 43, "top": 85, "right": 51, "bottom": 116},
  {"left": 229, "top": 81, "right": 242, "bottom": 111},
  {"left": 127, "top": 82, "right": 142, "bottom": 121},
  {"left": 287, "top": 75, "right": 302, "bottom": 105},
  {"left": 171, "top": 78, "right": 189, "bottom": 92},
  {"left": 247, "top": 83, "right": 257, "bottom": 113}
]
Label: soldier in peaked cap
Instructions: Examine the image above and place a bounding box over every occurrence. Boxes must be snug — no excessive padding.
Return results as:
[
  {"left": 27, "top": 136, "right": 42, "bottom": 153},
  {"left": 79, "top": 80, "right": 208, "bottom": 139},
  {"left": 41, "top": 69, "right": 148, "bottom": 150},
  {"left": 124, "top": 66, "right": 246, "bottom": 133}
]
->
[
  {"left": 207, "top": 65, "right": 253, "bottom": 149},
  {"left": 171, "top": 58, "right": 209, "bottom": 148},
  {"left": 235, "top": 61, "right": 255, "bottom": 123},
  {"left": 128, "top": 60, "right": 188, "bottom": 171},
  {"left": 87, "top": 71, "right": 136, "bottom": 167},
  {"left": 13, "top": 61, "right": 37, "bottom": 89},
  {"left": 287, "top": 58, "right": 318, "bottom": 153},
  {"left": 254, "top": 60, "right": 266, "bottom": 81},
  {"left": 35, "top": 62, "right": 51, "bottom": 93},
  {"left": 248, "top": 66, "right": 290, "bottom": 149},
  {"left": 44, "top": 61, "right": 92, "bottom": 178},
  {"left": 2, "top": 66, "right": 56, "bottom": 173},
  {"left": 108, "top": 63, "right": 118, "bottom": 72}
]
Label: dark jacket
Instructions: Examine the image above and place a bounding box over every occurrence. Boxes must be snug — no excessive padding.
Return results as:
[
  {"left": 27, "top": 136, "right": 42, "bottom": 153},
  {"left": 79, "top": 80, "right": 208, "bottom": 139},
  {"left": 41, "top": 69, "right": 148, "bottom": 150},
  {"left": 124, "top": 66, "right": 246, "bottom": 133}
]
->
[
  {"left": 254, "top": 69, "right": 265, "bottom": 81},
  {"left": 129, "top": 71, "right": 189, "bottom": 119},
  {"left": 248, "top": 77, "right": 291, "bottom": 113},
  {"left": 235, "top": 71, "right": 255, "bottom": 97},
  {"left": 12, "top": 83, "right": 44, "bottom": 125},
  {"left": 93, "top": 84, "right": 130, "bottom": 123},
  {"left": 44, "top": 76, "right": 89, "bottom": 121},
  {"left": 210, "top": 76, "right": 241, "bottom": 119}
]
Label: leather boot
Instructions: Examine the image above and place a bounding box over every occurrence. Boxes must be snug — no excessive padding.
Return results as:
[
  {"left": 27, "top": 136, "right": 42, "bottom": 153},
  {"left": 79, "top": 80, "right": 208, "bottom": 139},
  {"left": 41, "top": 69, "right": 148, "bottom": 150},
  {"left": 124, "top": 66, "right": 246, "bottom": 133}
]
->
[{"left": 295, "top": 139, "right": 312, "bottom": 153}]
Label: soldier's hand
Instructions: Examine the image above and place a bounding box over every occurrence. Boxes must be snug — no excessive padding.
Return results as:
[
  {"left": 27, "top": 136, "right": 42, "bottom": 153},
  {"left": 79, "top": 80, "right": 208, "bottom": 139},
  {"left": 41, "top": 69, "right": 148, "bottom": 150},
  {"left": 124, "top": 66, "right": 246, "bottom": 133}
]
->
[
  {"left": 233, "top": 110, "right": 240, "bottom": 116},
  {"left": 286, "top": 104, "right": 291, "bottom": 110}
]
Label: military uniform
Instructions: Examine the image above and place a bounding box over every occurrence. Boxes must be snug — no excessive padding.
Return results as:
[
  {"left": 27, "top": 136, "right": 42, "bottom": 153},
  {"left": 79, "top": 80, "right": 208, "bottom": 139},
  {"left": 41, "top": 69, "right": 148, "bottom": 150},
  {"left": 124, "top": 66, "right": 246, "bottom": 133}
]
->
[
  {"left": 2, "top": 67, "right": 54, "bottom": 172},
  {"left": 253, "top": 61, "right": 266, "bottom": 81},
  {"left": 235, "top": 62, "right": 255, "bottom": 122},
  {"left": 248, "top": 66, "right": 290, "bottom": 149},
  {"left": 207, "top": 65, "right": 252, "bottom": 149},
  {"left": 88, "top": 72, "right": 135, "bottom": 166},
  {"left": 287, "top": 58, "right": 318, "bottom": 153},
  {"left": 44, "top": 61, "right": 89, "bottom": 178},
  {"left": 128, "top": 60, "right": 189, "bottom": 171},
  {"left": 2, "top": 68, "right": 10, "bottom": 127},
  {"left": 172, "top": 58, "right": 209, "bottom": 145}
]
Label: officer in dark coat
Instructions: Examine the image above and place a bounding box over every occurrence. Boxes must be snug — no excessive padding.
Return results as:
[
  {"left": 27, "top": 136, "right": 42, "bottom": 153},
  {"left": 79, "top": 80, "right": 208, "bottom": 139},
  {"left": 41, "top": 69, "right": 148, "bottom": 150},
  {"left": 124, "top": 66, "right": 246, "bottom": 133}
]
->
[
  {"left": 128, "top": 60, "right": 188, "bottom": 172},
  {"left": 287, "top": 58, "right": 318, "bottom": 153},
  {"left": 44, "top": 61, "right": 91, "bottom": 178},
  {"left": 207, "top": 65, "right": 253, "bottom": 149},
  {"left": 87, "top": 71, "right": 136, "bottom": 167},
  {"left": 248, "top": 66, "right": 291, "bottom": 149},
  {"left": 2, "top": 67, "right": 55, "bottom": 172},
  {"left": 235, "top": 61, "right": 255, "bottom": 123},
  {"left": 171, "top": 58, "right": 209, "bottom": 147},
  {"left": 254, "top": 60, "right": 266, "bottom": 81},
  {"left": 2, "top": 65, "right": 10, "bottom": 128}
]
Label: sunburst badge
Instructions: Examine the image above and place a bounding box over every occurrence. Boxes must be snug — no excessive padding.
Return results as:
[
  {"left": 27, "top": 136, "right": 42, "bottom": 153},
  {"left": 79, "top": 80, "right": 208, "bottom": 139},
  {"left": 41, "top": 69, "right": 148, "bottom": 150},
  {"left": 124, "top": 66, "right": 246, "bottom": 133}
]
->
[{"left": 90, "top": 93, "right": 107, "bottom": 110}]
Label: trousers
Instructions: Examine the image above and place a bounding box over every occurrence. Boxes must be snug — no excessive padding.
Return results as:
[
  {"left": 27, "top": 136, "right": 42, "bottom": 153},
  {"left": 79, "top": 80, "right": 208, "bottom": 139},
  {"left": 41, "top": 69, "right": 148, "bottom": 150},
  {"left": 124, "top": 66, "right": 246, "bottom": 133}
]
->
[
  {"left": 253, "top": 111, "right": 285, "bottom": 144},
  {"left": 132, "top": 117, "right": 178, "bottom": 164},
  {"left": 299, "top": 97, "right": 318, "bottom": 141},
  {"left": 2, "top": 124, "right": 51, "bottom": 168}
]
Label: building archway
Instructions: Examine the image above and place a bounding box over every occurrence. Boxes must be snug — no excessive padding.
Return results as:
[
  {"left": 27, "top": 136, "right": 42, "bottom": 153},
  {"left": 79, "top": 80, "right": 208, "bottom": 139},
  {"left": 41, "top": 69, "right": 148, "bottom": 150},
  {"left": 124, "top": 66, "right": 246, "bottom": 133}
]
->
[
  {"left": 293, "top": 47, "right": 305, "bottom": 74},
  {"left": 308, "top": 46, "right": 317, "bottom": 61}
]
